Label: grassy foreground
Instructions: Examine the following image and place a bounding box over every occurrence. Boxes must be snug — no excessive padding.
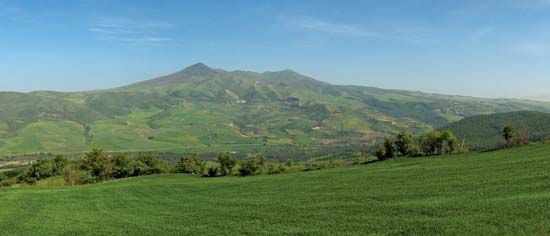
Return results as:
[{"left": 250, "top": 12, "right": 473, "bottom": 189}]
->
[{"left": 3, "top": 144, "right": 550, "bottom": 235}]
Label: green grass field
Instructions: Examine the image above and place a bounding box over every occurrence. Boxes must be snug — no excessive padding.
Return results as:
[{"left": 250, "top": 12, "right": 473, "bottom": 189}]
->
[{"left": 3, "top": 143, "right": 550, "bottom": 235}]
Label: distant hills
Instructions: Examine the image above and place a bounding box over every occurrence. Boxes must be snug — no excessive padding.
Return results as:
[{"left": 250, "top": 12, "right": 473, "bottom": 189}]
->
[
  {"left": 1, "top": 63, "right": 550, "bottom": 154},
  {"left": 444, "top": 111, "right": 550, "bottom": 151}
]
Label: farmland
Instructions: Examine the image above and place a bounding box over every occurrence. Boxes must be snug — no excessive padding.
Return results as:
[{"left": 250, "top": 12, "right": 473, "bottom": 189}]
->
[{"left": 2, "top": 143, "right": 550, "bottom": 235}]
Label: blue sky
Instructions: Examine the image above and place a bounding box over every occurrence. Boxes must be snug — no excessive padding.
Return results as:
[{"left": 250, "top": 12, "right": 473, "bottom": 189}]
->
[{"left": 1, "top": 0, "right": 550, "bottom": 99}]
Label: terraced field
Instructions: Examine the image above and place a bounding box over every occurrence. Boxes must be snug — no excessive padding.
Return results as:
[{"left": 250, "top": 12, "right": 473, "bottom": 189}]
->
[{"left": 2, "top": 143, "right": 550, "bottom": 235}]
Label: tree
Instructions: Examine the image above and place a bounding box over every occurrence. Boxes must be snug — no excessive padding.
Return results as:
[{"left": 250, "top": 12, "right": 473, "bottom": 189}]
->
[
  {"left": 395, "top": 131, "right": 416, "bottom": 157},
  {"left": 176, "top": 154, "right": 206, "bottom": 175},
  {"left": 112, "top": 155, "right": 135, "bottom": 178},
  {"left": 80, "top": 149, "right": 113, "bottom": 181},
  {"left": 503, "top": 125, "right": 515, "bottom": 146},
  {"left": 419, "top": 130, "right": 458, "bottom": 156},
  {"left": 441, "top": 130, "right": 459, "bottom": 153},
  {"left": 52, "top": 155, "right": 68, "bottom": 175},
  {"left": 420, "top": 131, "right": 441, "bottom": 156},
  {"left": 375, "top": 144, "right": 387, "bottom": 161},
  {"left": 383, "top": 137, "right": 396, "bottom": 159},
  {"left": 217, "top": 153, "right": 238, "bottom": 176},
  {"left": 375, "top": 138, "right": 396, "bottom": 161}
]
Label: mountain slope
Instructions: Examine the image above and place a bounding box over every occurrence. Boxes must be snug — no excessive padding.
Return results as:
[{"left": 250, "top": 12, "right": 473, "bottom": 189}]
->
[
  {"left": 444, "top": 111, "right": 550, "bottom": 150},
  {"left": 1, "top": 63, "right": 550, "bottom": 155}
]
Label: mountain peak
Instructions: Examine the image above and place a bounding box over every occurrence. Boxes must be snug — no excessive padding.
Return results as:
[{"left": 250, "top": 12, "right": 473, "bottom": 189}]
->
[
  {"left": 179, "top": 63, "right": 217, "bottom": 76},
  {"left": 185, "top": 62, "right": 210, "bottom": 70}
]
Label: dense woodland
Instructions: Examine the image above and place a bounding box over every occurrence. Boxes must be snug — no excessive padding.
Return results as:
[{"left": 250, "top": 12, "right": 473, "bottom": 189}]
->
[{"left": 444, "top": 111, "right": 550, "bottom": 151}]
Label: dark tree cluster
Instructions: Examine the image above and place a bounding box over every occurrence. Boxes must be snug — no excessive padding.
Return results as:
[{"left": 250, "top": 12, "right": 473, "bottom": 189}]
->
[
  {"left": 376, "top": 130, "right": 459, "bottom": 161},
  {"left": 0, "top": 156, "right": 69, "bottom": 186},
  {"left": 65, "top": 149, "right": 172, "bottom": 185}
]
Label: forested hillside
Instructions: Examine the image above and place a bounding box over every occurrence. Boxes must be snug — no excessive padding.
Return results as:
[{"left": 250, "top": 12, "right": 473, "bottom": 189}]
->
[{"left": 444, "top": 111, "right": 550, "bottom": 150}]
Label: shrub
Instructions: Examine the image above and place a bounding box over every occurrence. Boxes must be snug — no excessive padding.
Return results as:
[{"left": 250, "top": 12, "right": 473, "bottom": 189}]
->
[
  {"left": 0, "top": 178, "right": 17, "bottom": 187},
  {"left": 238, "top": 160, "right": 261, "bottom": 176},
  {"left": 284, "top": 160, "right": 293, "bottom": 168},
  {"left": 239, "top": 155, "right": 269, "bottom": 176},
  {"left": 64, "top": 165, "right": 96, "bottom": 186},
  {"left": 266, "top": 163, "right": 287, "bottom": 175},
  {"left": 134, "top": 156, "right": 170, "bottom": 176}
]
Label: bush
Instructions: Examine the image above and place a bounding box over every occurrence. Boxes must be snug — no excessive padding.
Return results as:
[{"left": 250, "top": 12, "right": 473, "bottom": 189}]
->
[
  {"left": 176, "top": 155, "right": 206, "bottom": 175},
  {"left": 266, "top": 163, "right": 287, "bottom": 175},
  {"left": 238, "top": 155, "right": 268, "bottom": 176},
  {"left": 0, "top": 169, "right": 21, "bottom": 180},
  {"left": 238, "top": 160, "right": 261, "bottom": 176},
  {"left": 134, "top": 156, "right": 171, "bottom": 176},
  {"left": 64, "top": 165, "right": 96, "bottom": 186},
  {"left": 0, "top": 178, "right": 17, "bottom": 187},
  {"left": 19, "top": 156, "right": 69, "bottom": 184}
]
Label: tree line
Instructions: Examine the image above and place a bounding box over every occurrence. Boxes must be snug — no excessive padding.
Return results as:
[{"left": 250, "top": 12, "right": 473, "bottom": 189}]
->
[
  {"left": 0, "top": 149, "right": 293, "bottom": 187},
  {"left": 374, "top": 124, "right": 528, "bottom": 162},
  {"left": 375, "top": 130, "right": 460, "bottom": 161},
  {"left": 0, "top": 125, "right": 533, "bottom": 187}
]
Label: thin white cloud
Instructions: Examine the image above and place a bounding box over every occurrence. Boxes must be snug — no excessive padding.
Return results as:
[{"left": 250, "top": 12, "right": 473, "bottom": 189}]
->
[
  {"left": 279, "top": 14, "right": 432, "bottom": 45},
  {"left": 95, "top": 17, "right": 175, "bottom": 29},
  {"left": 90, "top": 17, "right": 176, "bottom": 45},
  {"left": 280, "top": 15, "right": 381, "bottom": 38}
]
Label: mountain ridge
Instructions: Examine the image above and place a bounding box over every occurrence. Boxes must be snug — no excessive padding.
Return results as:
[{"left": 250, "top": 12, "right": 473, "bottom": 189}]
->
[{"left": 0, "top": 63, "right": 549, "bottom": 155}]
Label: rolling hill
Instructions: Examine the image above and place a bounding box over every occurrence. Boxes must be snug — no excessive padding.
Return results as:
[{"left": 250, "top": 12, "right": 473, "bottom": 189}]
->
[
  {"left": 3, "top": 143, "right": 550, "bottom": 235},
  {"left": 444, "top": 111, "right": 550, "bottom": 150},
  {"left": 1, "top": 63, "right": 550, "bottom": 155}
]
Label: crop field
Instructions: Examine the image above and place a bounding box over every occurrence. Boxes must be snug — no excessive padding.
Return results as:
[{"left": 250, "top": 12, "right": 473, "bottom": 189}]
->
[{"left": 2, "top": 143, "right": 550, "bottom": 235}]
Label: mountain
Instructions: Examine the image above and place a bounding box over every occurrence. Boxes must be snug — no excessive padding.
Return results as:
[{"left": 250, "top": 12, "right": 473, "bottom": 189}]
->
[
  {"left": 1, "top": 63, "right": 550, "bottom": 155},
  {"left": 443, "top": 111, "right": 550, "bottom": 151}
]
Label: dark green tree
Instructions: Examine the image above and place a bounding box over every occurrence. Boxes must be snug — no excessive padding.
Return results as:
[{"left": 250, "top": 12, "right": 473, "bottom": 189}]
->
[
  {"left": 80, "top": 149, "right": 113, "bottom": 181},
  {"left": 176, "top": 154, "right": 206, "bottom": 175},
  {"left": 503, "top": 125, "right": 515, "bottom": 146},
  {"left": 112, "top": 155, "right": 135, "bottom": 178},
  {"left": 217, "top": 153, "right": 238, "bottom": 176},
  {"left": 441, "top": 130, "right": 459, "bottom": 153},
  {"left": 395, "top": 131, "right": 416, "bottom": 157},
  {"left": 375, "top": 144, "right": 387, "bottom": 161},
  {"left": 383, "top": 137, "right": 396, "bottom": 159}
]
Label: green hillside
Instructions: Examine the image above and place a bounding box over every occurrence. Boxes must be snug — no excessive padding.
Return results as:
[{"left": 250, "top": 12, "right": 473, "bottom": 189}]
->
[
  {"left": 3, "top": 143, "right": 550, "bottom": 235},
  {"left": 444, "top": 111, "right": 550, "bottom": 150},
  {"left": 1, "top": 63, "right": 550, "bottom": 155}
]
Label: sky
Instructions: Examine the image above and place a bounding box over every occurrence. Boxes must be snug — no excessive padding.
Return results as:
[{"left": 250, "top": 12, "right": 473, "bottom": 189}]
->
[{"left": 2, "top": 0, "right": 550, "bottom": 100}]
